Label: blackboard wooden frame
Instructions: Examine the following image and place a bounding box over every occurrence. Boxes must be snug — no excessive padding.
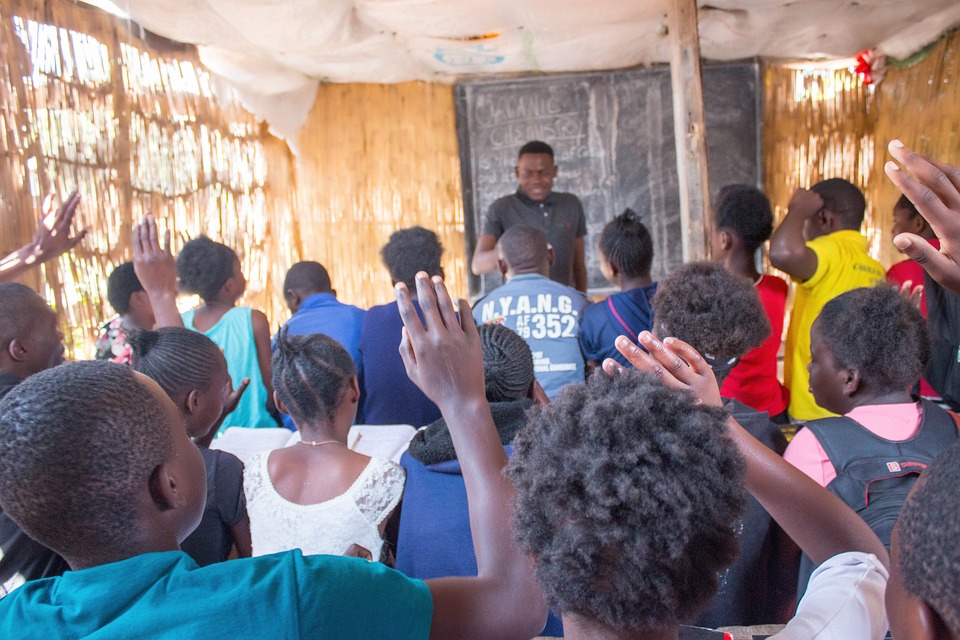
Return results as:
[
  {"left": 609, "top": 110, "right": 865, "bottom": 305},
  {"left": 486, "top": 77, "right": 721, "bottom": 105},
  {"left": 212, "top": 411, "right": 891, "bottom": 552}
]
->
[{"left": 456, "top": 60, "right": 763, "bottom": 299}]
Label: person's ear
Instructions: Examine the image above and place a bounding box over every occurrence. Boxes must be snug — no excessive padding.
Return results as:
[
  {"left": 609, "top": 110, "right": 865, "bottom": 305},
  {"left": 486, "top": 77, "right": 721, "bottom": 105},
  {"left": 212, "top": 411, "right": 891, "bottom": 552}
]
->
[
  {"left": 514, "top": 165, "right": 521, "bottom": 180},
  {"left": 273, "top": 389, "right": 290, "bottom": 417},
  {"left": 349, "top": 376, "right": 360, "bottom": 403},
  {"left": 718, "top": 230, "right": 734, "bottom": 252},
  {"left": 528, "top": 379, "right": 550, "bottom": 406},
  {"left": 184, "top": 389, "right": 202, "bottom": 416},
  {"left": 149, "top": 462, "right": 188, "bottom": 510},
  {"left": 498, "top": 258, "right": 509, "bottom": 277},
  {"left": 7, "top": 338, "right": 27, "bottom": 363},
  {"left": 546, "top": 245, "right": 556, "bottom": 267},
  {"left": 548, "top": 163, "right": 557, "bottom": 178},
  {"left": 842, "top": 367, "right": 861, "bottom": 397}
]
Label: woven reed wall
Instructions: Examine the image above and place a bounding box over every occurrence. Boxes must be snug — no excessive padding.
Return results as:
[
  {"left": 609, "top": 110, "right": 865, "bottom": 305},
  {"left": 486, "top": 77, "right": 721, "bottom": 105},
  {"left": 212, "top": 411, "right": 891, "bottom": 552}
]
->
[
  {"left": 763, "top": 29, "right": 960, "bottom": 269},
  {"left": 0, "top": 0, "right": 296, "bottom": 357},
  {"left": 293, "top": 82, "right": 465, "bottom": 309}
]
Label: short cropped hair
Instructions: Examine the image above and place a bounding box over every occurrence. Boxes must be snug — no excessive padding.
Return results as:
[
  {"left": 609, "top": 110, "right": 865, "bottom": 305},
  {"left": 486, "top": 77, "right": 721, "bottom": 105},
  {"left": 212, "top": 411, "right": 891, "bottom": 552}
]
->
[
  {"left": 715, "top": 185, "right": 774, "bottom": 254},
  {"left": 519, "top": 140, "right": 554, "bottom": 159},
  {"left": 273, "top": 329, "right": 356, "bottom": 425},
  {"left": 897, "top": 438, "right": 960, "bottom": 635},
  {"left": 176, "top": 236, "right": 238, "bottom": 301},
  {"left": 498, "top": 225, "right": 549, "bottom": 273},
  {"left": 508, "top": 370, "right": 745, "bottom": 630},
  {"left": 599, "top": 209, "right": 653, "bottom": 278},
  {"left": 380, "top": 227, "right": 444, "bottom": 289},
  {"left": 478, "top": 324, "right": 534, "bottom": 403},
  {"left": 106, "top": 262, "right": 144, "bottom": 315},
  {"left": 811, "top": 178, "right": 866, "bottom": 230},
  {"left": 0, "top": 361, "right": 171, "bottom": 559},
  {"left": 653, "top": 262, "right": 769, "bottom": 363},
  {"left": 284, "top": 261, "right": 332, "bottom": 295},
  {"left": 129, "top": 328, "right": 225, "bottom": 402},
  {"left": 815, "top": 286, "right": 929, "bottom": 392},
  {"left": 0, "top": 283, "right": 42, "bottom": 346}
]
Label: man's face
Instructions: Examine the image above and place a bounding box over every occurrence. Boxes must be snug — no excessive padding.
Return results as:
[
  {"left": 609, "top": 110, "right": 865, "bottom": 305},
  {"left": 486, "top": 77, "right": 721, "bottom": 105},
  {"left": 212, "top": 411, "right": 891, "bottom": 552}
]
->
[
  {"left": 20, "top": 297, "right": 65, "bottom": 375},
  {"left": 515, "top": 153, "right": 557, "bottom": 203}
]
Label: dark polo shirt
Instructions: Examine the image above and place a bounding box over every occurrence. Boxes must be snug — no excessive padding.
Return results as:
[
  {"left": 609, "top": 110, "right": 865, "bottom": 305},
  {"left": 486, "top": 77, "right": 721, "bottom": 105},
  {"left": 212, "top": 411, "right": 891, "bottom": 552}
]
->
[{"left": 481, "top": 190, "right": 587, "bottom": 287}]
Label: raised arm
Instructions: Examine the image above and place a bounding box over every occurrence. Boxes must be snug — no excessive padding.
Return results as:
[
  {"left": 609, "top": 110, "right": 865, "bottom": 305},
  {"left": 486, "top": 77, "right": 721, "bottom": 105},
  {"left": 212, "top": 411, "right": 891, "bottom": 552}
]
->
[
  {"left": 0, "top": 192, "right": 87, "bottom": 282},
  {"left": 132, "top": 215, "right": 183, "bottom": 328},
  {"left": 606, "top": 332, "right": 889, "bottom": 567},
  {"left": 396, "top": 272, "right": 547, "bottom": 640},
  {"left": 470, "top": 234, "right": 499, "bottom": 275},
  {"left": 885, "top": 140, "right": 960, "bottom": 294},
  {"left": 768, "top": 188, "right": 823, "bottom": 281}
]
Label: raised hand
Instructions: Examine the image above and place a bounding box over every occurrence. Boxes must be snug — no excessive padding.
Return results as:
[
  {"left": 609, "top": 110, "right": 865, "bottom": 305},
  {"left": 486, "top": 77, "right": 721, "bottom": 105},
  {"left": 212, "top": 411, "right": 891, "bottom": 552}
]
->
[
  {"left": 0, "top": 191, "right": 87, "bottom": 281},
  {"left": 602, "top": 331, "right": 723, "bottom": 408},
  {"left": 132, "top": 215, "right": 183, "bottom": 328},
  {"left": 885, "top": 140, "right": 960, "bottom": 294},
  {"left": 395, "top": 272, "right": 485, "bottom": 408}
]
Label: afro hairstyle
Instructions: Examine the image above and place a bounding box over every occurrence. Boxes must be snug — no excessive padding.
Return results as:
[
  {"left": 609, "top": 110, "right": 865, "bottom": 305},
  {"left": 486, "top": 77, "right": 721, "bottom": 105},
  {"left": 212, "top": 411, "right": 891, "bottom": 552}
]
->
[
  {"left": 272, "top": 329, "right": 356, "bottom": 426},
  {"left": 652, "top": 262, "right": 770, "bottom": 364},
  {"left": 106, "top": 262, "right": 144, "bottom": 316},
  {"left": 507, "top": 370, "right": 746, "bottom": 631},
  {"left": 0, "top": 360, "right": 171, "bottom": 560},
  {"left": 814, "top": 285, "right": 930, "bottom": 393},
  {"left": 176, "top": 236, "right": 239, "bottom": 301},
  {"left": 478, "top": 323, "right": 534, "bottom": 403},
  {"left": 811, "top": 178, "right": 866, "bottom": 230},
  {"left": 599, "top": 209, "right": 654, "bottom": 279},
  {"left": 380, "top": 227, "right": 444, "bottom": 289},
  {"left": 519, "top": 140, "right": 554, "bottom": 159},
  {"left": 714, "top": 185, "right": 774, "bottom": 255},
  {"left": 896, "top": 438, "right": 960, "bottom": 636}
]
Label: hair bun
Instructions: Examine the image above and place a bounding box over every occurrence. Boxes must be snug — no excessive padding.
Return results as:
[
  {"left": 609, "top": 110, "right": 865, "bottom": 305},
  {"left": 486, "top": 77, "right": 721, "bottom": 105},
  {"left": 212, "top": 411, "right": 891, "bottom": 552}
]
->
[{"left": 126, "top": 329, "right": 160, "bottom": 358}]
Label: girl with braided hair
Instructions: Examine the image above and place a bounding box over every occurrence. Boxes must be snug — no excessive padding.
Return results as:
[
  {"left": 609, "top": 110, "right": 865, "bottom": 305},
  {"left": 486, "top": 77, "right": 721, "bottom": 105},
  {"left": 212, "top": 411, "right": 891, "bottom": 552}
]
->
[
  {"left": 243, "top": 329, "right": 405, "bottom": 563},
  {"left": 128, "top": 327, "right": 252, "bottom": 566}
]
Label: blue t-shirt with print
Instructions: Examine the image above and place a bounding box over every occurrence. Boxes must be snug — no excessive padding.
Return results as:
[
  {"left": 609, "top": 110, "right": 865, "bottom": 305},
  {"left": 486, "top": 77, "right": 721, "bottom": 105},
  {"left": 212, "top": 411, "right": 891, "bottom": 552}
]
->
[{"left": 473, "top": 274, "right": 590, "bottom": 398}]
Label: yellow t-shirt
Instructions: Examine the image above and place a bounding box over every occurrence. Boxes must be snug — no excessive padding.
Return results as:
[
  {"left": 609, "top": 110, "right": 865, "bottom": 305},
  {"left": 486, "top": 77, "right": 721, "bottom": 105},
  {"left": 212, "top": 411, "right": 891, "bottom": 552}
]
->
[{"left": 784, "top": 230, "right": 886, "bottom": 421}]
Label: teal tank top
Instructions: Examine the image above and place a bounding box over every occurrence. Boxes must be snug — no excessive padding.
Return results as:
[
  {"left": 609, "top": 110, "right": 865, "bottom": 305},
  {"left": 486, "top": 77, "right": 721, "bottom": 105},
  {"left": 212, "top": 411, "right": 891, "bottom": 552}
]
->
[{"left": 182, "top": 306, "right": 276, "bottom": 431}]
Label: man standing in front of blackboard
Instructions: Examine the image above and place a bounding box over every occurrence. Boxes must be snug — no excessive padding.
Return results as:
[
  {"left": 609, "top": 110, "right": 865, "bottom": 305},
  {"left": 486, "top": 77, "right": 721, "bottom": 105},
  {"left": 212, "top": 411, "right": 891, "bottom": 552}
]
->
[{"left": 471, "top": 141, "right": 588, "bottom": 292}]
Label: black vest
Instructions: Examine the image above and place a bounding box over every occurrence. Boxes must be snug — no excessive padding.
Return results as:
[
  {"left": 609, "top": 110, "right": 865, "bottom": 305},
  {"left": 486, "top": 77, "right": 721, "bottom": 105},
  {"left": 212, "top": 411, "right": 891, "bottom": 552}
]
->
[{"left": 797, "top": 398, "right": 958, "bottom": 597}]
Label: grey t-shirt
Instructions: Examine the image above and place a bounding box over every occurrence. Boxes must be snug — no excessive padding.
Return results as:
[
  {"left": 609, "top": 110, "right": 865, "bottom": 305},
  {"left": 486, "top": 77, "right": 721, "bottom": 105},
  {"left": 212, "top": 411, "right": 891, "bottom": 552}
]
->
[
  {"left": 481, "top": 190, "right": 587, "bottom": 287},
  {"left": 473, "top": 273, "right": 590, "bottom": 398}
]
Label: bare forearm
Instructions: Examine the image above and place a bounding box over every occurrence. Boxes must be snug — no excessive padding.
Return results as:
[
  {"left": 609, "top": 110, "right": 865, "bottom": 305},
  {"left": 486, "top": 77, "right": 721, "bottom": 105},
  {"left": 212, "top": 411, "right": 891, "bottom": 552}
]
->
[
  {"left": 727, "top": 417, "right": 888, "bottom": 567},
  {"left": 148, "top": 291, "right": 184, "bottom": 328},
  {"left": 471, "top": 249, "right": 498, "bottom": 275}
]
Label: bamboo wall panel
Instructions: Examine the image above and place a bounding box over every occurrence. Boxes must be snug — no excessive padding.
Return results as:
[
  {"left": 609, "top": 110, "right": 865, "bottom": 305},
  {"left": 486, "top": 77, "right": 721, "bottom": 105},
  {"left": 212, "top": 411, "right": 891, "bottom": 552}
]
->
[
  {"left": 0, "top": 0, "right": 297, "bottom": 357},
  {"left": 764, "top": 29, "right": 960, "bottom": 270},
  {"left": 293, "top": 82, "right": 465, "bottom": 310}
]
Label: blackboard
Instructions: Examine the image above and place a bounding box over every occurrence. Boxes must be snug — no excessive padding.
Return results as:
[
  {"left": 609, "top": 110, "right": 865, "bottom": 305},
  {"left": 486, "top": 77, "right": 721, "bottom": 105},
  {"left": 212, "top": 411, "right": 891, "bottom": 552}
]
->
[{"left": 455, "top": 61, "right": 761, "bottom": 297}]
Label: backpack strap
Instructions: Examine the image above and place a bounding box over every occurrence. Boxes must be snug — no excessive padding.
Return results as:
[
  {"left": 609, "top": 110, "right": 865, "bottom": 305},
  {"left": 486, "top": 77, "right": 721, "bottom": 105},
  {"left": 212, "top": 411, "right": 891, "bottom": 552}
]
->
[{"left": 606, "top": 296, "right": 637, "bottom": 337}]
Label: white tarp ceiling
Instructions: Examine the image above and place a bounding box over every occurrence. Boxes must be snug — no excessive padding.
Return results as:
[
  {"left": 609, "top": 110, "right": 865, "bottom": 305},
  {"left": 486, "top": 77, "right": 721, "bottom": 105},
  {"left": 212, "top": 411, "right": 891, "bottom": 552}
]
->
[{"left": 97, "top": 0, "right": 960, "bottom": 147}]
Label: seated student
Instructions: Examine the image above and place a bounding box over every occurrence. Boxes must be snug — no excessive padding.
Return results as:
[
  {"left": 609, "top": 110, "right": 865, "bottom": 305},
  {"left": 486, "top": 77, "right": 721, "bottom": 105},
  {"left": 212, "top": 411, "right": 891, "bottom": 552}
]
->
[
  {"left": 649, "top": 262, "right": 792, "bottom": 626},
  {"left": 472, "top": 225, "right": 589, "bottom": 398},
  {"left": 712, "top": 185, "right": 790, "bottom": 422},
  {"left": 245, "top": 330, "right": 405, "bottom": 562},
  {"left": 0, "top": 274, "right": 548, "bottom": 639},
  {"left": 128, "top": 328, "right": 252, "bottom": 566},
  {"left": 509, "top": 333, "right": 890, "bottom": 640},
  {"left": 96, "top": 262, "right": 156, "bottom": 364},
  {"left": 177, "top": 236, "right": 277, "bottom": 430},
  {"left": 276, "top": 260, "right": 366, "bottom": 430},
  {"left": 358, "top": 227, "right": 444, "bottom": 426},
  {"left": 578, "top": 209, "right": 657, "bottom": 371},
  {"left": 783, "top": 286, "right": 958, "bottom": 591},
  {"left": 770, "top": 178, "right": 886, "bottom": 421},
  {"left": 0, "top": 283, "right": 68, "bottom": 594},
  {"left": 396, "top": 323, "right": 560, "bottom": 634}
]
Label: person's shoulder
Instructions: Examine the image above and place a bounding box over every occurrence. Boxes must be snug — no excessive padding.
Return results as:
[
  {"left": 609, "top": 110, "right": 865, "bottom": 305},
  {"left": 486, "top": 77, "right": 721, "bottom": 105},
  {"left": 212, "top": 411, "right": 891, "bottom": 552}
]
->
[{"left": 489, "top": 193, "right": 520, "bottom": 210}]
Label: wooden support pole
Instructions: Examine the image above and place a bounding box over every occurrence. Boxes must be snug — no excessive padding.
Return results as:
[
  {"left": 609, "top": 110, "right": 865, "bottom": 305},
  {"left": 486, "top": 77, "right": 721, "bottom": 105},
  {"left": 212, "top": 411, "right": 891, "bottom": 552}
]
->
[{"left": 668, "top": 0, "right": 713, "bottom": 262}]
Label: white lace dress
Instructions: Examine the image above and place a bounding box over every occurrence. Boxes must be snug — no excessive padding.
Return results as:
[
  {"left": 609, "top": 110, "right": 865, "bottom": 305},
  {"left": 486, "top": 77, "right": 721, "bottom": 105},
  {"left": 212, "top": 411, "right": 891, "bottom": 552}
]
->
[{"left": 243, "top": 452, "right": 406, "bottom": 560}]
